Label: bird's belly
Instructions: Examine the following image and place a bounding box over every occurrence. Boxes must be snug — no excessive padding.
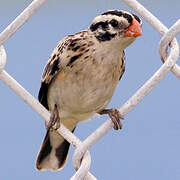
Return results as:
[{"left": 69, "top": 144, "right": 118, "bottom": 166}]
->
[{"left": 47, "top": 59, "right": 122, "bottom": 120}]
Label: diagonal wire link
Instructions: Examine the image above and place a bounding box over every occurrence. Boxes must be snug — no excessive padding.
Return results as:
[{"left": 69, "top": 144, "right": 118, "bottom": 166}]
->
[
  {"left": 0, "top": 69, "right": 96, "bottom": 180},
  {"left": 159, "top": 19, "right": 180, "bottom": 78},
  {"left": 0, "top": 46, "right": 6, "bottom": 72},
  {"left": 0, "top": 0, "right": 48, "bottom": 46}
]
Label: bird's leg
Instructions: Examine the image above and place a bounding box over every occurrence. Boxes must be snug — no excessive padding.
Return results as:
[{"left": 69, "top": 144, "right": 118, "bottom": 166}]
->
[
  {"left": 45, "top": 104, "right": 60, "bottom": 130},
  {"left": 98, "top": 108, "right": 124, "bottom": 130}
]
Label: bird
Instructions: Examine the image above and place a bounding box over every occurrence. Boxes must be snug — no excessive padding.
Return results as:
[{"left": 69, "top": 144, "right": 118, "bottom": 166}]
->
[{"left": 36, "top": 9, "right": 142, "bottom": 171}]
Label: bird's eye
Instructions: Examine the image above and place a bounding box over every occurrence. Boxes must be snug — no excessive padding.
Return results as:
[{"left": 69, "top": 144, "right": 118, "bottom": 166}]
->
[{"left": 110, "top": 19, "right": 118, "bottom": 27}]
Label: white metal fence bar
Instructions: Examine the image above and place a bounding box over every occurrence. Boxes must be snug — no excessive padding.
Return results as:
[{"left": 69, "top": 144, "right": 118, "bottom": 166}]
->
[
  {"left": 0, "top": 57, "right": 96, "bottom": 180},
  {"left": 0, "top": 0, "right": 47, "bottom": 46},
  {"left": 0, "top": 62, "right": 96, "bottom": 180},
  {"left": 159, "top": 19, "right": 180, "bottom": 78},
  {"left": 0, "top": 0, "right": 180, "bottom": 179},
  {"left": 0, "top": 46, "right": 6, "bottom": 72}
]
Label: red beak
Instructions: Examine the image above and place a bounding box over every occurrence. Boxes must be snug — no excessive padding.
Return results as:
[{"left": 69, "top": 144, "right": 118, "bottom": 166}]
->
[{"left": 124, "top": 18, "right": 142, "bottom": 37}]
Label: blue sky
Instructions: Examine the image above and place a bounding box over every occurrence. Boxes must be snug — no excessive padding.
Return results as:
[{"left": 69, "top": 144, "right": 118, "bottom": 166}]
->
[{"left": 0, "top": 0, "right": 180, "bottom": 179}]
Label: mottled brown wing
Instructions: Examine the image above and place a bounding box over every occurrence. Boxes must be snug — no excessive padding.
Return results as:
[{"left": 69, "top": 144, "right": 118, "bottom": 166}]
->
[
  {"left": 38, "top": 37, "right": 70, "bottom": 109},
  {"left": 38, "top": 31, "right": 89, "bottom": 109}
]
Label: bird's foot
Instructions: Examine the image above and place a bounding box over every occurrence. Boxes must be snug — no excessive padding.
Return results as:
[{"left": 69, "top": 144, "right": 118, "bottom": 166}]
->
[
  {"left": 99, "top": 108, "right": 124, "bottom": 130},
  {"left": 45, "top": 104, "right": 60, "bottom": 130}
]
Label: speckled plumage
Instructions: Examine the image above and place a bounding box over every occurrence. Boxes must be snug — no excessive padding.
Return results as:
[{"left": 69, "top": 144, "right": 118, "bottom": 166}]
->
[{"left": 36, "top": 10, "right": 142, "bottom": 171}]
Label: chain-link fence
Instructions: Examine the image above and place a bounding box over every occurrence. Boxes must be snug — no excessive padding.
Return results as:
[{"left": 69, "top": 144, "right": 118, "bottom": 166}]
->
[{"left": 0, "top": 0, "right": 180, "bottom": 179}]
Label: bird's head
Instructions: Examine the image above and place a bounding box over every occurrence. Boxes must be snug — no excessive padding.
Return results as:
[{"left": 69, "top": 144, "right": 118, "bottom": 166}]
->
[{"left": 89, "top": 10, "right": 142, "bottom": 49}]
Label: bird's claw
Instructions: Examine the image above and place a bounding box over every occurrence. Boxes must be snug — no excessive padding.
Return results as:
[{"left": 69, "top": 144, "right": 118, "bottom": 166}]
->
[
  {"left": 45, "top": 104, "right": 60, "bottom": 130},
  {"left": 99, "top": 108, "right": 124, "bottom": 130}
]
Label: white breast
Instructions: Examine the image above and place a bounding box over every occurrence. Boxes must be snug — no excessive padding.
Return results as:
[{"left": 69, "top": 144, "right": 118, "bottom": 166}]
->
[{"left": 47, "top": 44, "right": 124, "bottom": 122}]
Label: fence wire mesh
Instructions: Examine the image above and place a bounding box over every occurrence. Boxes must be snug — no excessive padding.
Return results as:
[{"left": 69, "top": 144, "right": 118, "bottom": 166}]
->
[{"left": 0, "top": 0, "right": 180, "bottom": 179}]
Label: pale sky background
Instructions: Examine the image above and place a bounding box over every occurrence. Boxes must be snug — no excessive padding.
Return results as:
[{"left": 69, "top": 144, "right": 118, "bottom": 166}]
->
[{"left": 0, "top": 0, "right": 180, "bottom": 179}]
